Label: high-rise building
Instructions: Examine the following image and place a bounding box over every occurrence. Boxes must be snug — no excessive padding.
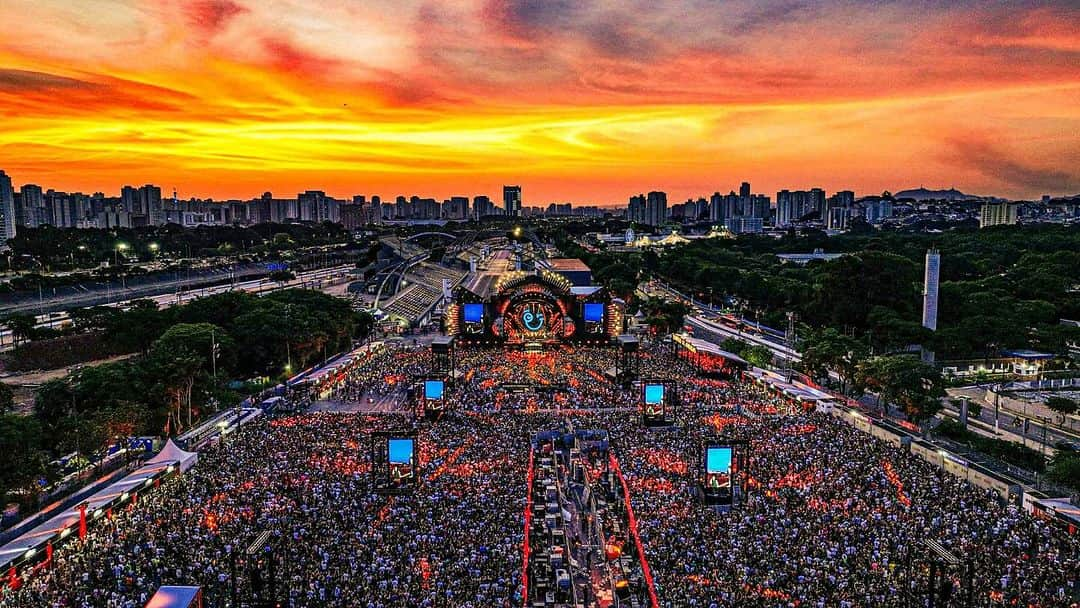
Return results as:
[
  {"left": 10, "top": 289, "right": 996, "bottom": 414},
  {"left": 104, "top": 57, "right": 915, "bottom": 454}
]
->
[
  {"left": 298, "top": 190, "right": 320, "bottom": 221},
  {"left": 830, "top": 190, "right": 855, "bottom": 208},
  {"left": 863, "top": 199, "right": 893, "bottom": 223},
  {"left": 979, "top": 201, "right": 1018, "bottom": 228},
  {"left": 45, "top": 190, "right": 75, "bottom": 227},
  {"left": 922, "top": 249, "right": 940, "bottom": 331},
  {"left": 473, "top": 195, "right": 494, "bottom": 218},
  {"left": 19, "top": 184, "right": 44, "bottom": 227},
  {"left": 298, "top": 190, "right": 338, "bottom": 222},
  {"left": 120, "top": 185, "right": 139, "bottom": 214},
  {"left": 645, "top": 191, "right": 667, "bottom": 227},
  {"left": 443, "top": 196, "right": 470, "bottom": 220},
  {"left": 138, "top": 184, "right": 163, "bottom": 225},
  {"left": 503, "top": 185, "right": 522, "bottom": 217},
  {"left": 826, "top": 206, "right": 850, "bottom": 230},
  {"left": 724, "top": 216, "right": 763, "bottom": 234},
  {"left": 809, "top": 188, "right": 826, "bottom": 216},
  {"left": 627, "top": 194, "right": 646, "bottom": 224},
  {"left": 708, "top": 192, "right": 723, "bottom": 221},
  {"left": 750, "top": 194, "right": 771, "bottom": 219},
  {"left": 0, "top": 170, "right": 16, "bottom": 243},
  {"left": 776, "top": 190, "right": 797, "bottom": 227},
  {"left": 739, "top": 181, "right": 751, "bottom": 200},
  {"left": 340, "top": 201, "right": 365, "bottom": 229}
]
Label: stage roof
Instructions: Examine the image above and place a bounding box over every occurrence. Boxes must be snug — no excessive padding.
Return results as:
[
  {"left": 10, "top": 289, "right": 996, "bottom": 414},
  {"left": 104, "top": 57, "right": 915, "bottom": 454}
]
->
[
  {"left": 674, "top": 334, "right": 749, "bottom": 366},
  {"left": 145, "top": 586, "right": 201, "bottom": 608},
  {"left": 545, "top": 258, "right": 591, "bottom": 272}
]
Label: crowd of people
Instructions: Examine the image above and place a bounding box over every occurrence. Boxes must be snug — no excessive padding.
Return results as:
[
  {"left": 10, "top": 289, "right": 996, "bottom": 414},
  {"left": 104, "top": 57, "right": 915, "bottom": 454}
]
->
[{"left": 1, "top": 342, "right": 1076, "bottom": 607}]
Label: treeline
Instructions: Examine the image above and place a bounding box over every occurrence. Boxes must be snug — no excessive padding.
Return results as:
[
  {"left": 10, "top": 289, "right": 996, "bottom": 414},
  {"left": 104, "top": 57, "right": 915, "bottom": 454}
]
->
[
  {"left": 1, "top": 221, "right": 355, "bottom": 275},
  {"left": 565, "top": 224, "right": 1080, "bottom": 360},
  {"left": 0, "top": 289, "right": 373, "bottom": 507}
]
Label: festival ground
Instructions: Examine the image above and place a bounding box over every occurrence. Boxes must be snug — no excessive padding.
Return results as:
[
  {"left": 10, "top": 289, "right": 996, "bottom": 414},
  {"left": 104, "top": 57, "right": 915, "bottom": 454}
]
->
[{"left": 1, "top": 343, "right": 1076, "bottom": 608}]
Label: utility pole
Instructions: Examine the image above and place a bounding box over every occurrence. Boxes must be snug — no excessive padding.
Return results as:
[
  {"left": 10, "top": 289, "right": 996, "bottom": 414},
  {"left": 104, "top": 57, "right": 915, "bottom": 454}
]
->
[
  {"left": 211, "top": 327, "right": 218, "bottom": 382},
  {"left": 784, "top": 312, "right": 797, "bottom": 381}
]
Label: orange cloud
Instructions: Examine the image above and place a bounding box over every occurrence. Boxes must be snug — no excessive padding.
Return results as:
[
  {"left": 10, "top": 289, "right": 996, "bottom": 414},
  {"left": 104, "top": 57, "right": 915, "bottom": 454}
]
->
[{"left": 0, "top": 0, "right": 1076, "bottom": 202}]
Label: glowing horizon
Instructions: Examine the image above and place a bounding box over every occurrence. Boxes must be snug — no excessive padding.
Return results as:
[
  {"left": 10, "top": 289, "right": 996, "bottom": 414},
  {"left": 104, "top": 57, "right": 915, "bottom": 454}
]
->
[{"left": 1, "top": 0, "right": 1078, "bottom": 204}]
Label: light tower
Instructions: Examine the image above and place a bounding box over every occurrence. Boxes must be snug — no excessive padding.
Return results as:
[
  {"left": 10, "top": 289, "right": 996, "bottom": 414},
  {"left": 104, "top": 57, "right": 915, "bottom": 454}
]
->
[{"left": 922, "top": 249, "right": 940, "bottom": 331}]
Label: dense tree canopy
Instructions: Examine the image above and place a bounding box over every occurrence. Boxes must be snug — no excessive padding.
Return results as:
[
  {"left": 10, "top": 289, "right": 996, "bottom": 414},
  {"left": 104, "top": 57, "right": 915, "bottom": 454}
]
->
[
  {"left": 0, "top": 288, "right": 371, "bottom": 506},
  {"left": 570, "top": 224, "right": 1080, "bottom": 361}
]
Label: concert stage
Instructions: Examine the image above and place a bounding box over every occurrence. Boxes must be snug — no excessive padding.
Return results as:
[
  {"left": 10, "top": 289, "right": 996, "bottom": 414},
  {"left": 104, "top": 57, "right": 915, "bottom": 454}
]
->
[{"left": 445, "top": 269, "right": 623, "bottom": 345}]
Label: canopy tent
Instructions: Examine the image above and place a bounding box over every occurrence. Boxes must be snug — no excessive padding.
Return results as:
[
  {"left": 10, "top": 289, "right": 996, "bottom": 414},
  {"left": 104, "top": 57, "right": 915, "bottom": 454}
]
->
[
  {"left": 147, "top": 440, "right": 198, "bottom": 473},
  {"left": 673, "top": 333, "right": 750, "bottom": 372},
  {"left": 0, "top": 457, "right": 180, "bottom": 575},
  {"left": 746, "top": 368, "right": 836, "bottom": 404},
  {"left": 145, "top": 586, "right": 202, "bottom": 608}
]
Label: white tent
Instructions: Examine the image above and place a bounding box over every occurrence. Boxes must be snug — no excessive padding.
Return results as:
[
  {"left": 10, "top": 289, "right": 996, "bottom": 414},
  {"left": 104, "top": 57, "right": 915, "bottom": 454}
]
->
[{"left": 147, "top": 440, "right": 198, "bottom": 473}]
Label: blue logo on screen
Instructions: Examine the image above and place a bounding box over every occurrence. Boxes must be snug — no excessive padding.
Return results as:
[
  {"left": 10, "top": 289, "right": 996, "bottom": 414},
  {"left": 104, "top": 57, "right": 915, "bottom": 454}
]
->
[
  {"left": 388, "top": 439, "right": 414, "bottom": 464},
  {"left": 463, "top": 303, "right": 484, "bottom": 324},
  {"left": 644, "top": 384, "right": 664, "bottom": 405},
  {"left": 522, "top": 306, "right": 545, "bottom": 331},
  {"left": 706, "top": 447, "right": 732, "bottom": 474},
  {"left": 584, "top": 303, "right": 604, "bottom": 323},
  {"left": 424, "top": 380, "right": 444, "bottom": 400}
]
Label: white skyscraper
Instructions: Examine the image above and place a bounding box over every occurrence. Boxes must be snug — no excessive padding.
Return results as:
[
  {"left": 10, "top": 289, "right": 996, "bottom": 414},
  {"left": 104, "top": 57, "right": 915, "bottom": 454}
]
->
[
  {"left": 0, "top": 170, "right": 16, "bottom": 244},
  {"left": 922, "top": 249, "right": 940, "bottom": 331}
]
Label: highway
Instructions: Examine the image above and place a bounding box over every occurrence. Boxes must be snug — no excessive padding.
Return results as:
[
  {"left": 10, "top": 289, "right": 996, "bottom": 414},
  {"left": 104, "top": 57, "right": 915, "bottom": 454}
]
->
[
  {"left": 641, "top": 279, "right": 801, "bottom": 361},
  {"left": 0, "top": 265, "right": 355, "bottom": 351}
]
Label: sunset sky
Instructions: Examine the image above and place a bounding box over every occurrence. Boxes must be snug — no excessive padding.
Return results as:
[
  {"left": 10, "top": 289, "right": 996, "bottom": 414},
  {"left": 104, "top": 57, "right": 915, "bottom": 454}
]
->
[{"left": 1, "top": 0, "right": 1078, "bottom": 204}]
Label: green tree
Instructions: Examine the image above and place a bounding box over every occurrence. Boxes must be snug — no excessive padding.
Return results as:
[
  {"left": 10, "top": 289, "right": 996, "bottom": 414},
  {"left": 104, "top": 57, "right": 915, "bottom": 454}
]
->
[
  {"left": 0, "top": 382, "right": 13, "bottom": 414},
  {"left": 0, "top": 414, "right": 48, "bottom": 505},
  {"left": 1046, "top": 396, "right": 1078, "bottom": 426},
  {"left": 800, "top": 327, "right": 868, "bottom": 393},
  {"left": 742, "top": 345, "right": 773, "bottom": 369},
  {"left": 719, "top": 338, "right": 747, "bottom": 356},
  {"left": 641, "top": 298, "right": 690, "bottom": 337},
  {"left": 857, "top": 355, "right": 945, "bottom": 424},
  {"left": 2, "top": 313, "right": 38, "bottom": 346},
  {"left": 33, "top": 378, "right": 76, "bottom": 448},
  {"left": 1046, "top": 452, "right": 1080, "bottom": 492},
  {"left": 268, "top": 269, "right": 296, "bottom": 286},
  {"left": 104, "top": 299, "right": 169, "bottom": 353},
  {"left": 355, "top": 310, "right": 376, "bottom": 341},
  {"left": 149, "top": 323, "right": 233, "bottom": 432}
]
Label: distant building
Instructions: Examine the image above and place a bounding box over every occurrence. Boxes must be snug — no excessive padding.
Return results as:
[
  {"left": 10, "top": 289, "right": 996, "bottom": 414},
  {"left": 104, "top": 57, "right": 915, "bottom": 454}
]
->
[
  {"left": 96, "top": 209, "right": 132, "bottom": 228},
  {"left": 473, "top": 195, "right": 495, "bottom": 218},
  {"left": 139, "top": 184, "right": 163, "bottom": 225},
  {"left": 776, "top": 189, "right": 825, "bottom": 225},
  {"left": 980, "top": 201, "right": 1018, "bottom": 228},
  {"left": 776, "top": 249, "right": 845, "bottom": 265},
  {"left": 340, "top": 202, "right": 365, "bottom": 229},
  {"left": 750, "top": 194, "right": 771, "bottom": 220},
  {"left": 862, "top": 199, "right": 893, "bottom": 223},
  {"left": 298, "top": 190, "right": 340, "bottom": 223},
  {"left": 503, "top": 185, "right": 522, "bottom": 217},
  {"left": 0, "top": 170, "right": 15, "bottom": 243},
  {"left": 19, "top": 184, "right": 44, "bottom": 227},
  {"left": 826, "top": 206, "right": 850, "bottom": 230},
  {"left": 628, "top": 194, "right": 646, "bottom": 224},
  {"left": 724, "top": 216, "right": 763, "bottom": 234},
  {"left": 922, "top": 249, "right": 940, "bottom": 331},
  {"left": 544, "top": 258, "right": 592, "bottom": 286},
  {"left": 645, "top": 191, "right": 667, "bottom": 227}
]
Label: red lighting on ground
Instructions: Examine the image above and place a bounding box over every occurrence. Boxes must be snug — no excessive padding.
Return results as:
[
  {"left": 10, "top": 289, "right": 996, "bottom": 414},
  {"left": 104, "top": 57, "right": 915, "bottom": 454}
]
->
[{"left": 609, "top": 454, "right": 660, "bottom": 608}]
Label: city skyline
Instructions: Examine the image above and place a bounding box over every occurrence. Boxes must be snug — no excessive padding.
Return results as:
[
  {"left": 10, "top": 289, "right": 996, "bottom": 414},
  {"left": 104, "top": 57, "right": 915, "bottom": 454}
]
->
[{"left": 0, "top": 1, "right": 1078, "bottom": 203}]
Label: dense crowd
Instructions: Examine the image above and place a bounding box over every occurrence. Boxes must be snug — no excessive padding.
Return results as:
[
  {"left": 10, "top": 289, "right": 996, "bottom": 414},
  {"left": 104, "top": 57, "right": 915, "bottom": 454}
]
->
[{"left": 1, "top": 343, "right": 1076, "bottom": 607}]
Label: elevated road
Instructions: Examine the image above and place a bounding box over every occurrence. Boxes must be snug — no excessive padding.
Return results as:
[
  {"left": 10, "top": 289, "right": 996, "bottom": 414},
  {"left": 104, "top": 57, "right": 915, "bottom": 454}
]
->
[{"left": 0, "top": 265, "right": 353, "bottom": 351}]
